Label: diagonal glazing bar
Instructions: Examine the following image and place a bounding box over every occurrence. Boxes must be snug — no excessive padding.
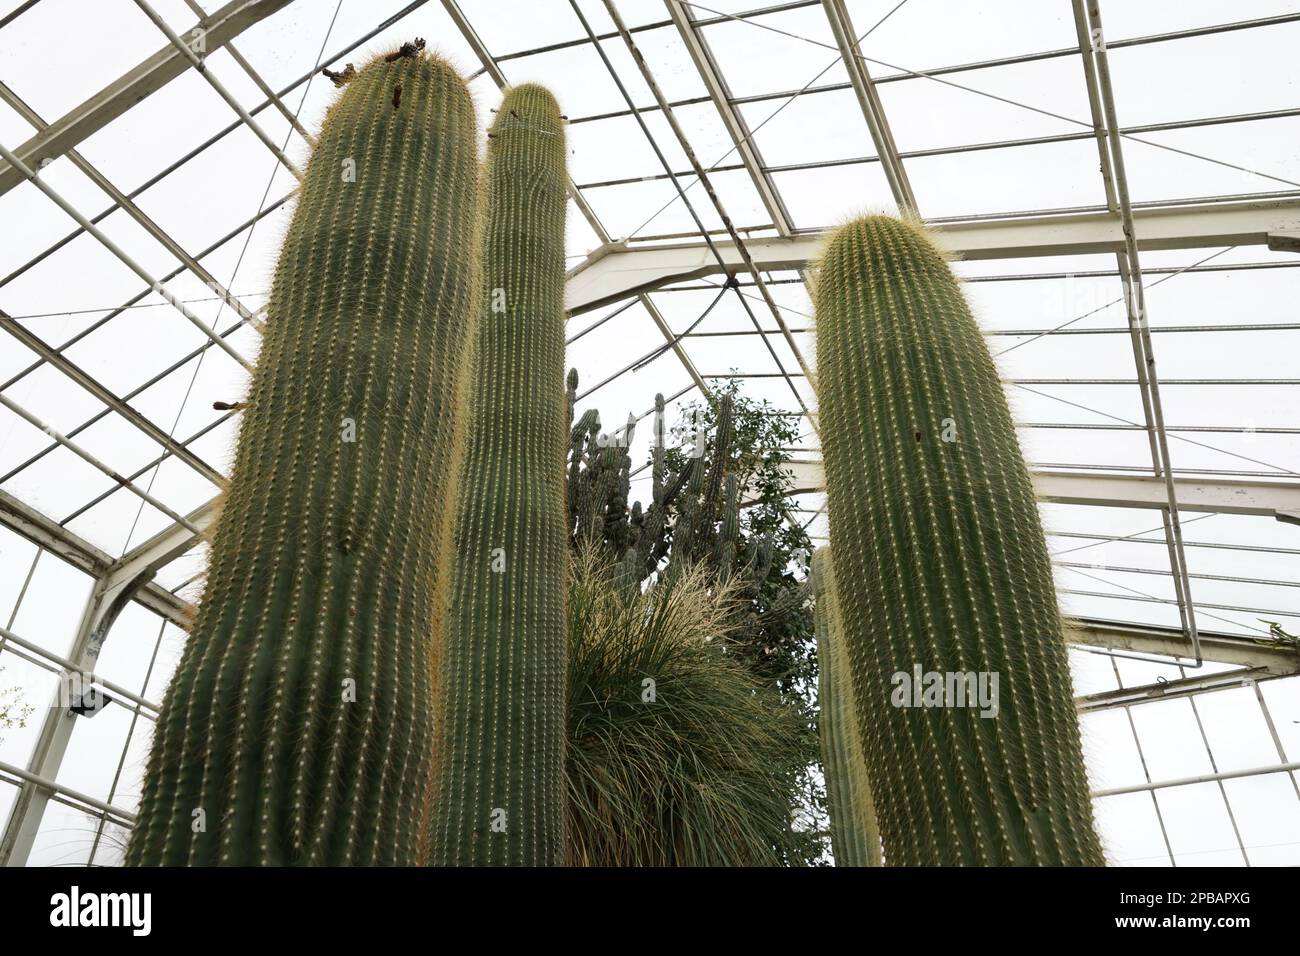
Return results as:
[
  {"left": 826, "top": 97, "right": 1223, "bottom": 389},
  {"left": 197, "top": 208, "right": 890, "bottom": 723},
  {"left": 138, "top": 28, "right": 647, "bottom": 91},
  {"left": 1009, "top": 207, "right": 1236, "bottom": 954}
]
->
[
  {"left": 1076, "top": 0, "right": 1200, "bottom": 661},
  {"left": 0, "top": 81, "right": 264, "bottom": 329},
  {"left": 0, "top": 0, "right": 294, "bottom": 196},
  {"left": 0, "top": 310, "right": 226, "bottom": 488},
  {"left": 819, "top": 0, "right": 916, "bottom": 212},
  {"left": 181, "top": 0, "right": 318, "bottom": 148},
  {"left": 665, "top": 0, "right": 795, "bottom": 233},
  {"left": 131, "top": 0, "right": 303, "bottom": 181},
  {"left": 3, "top": 0, "right": 433, "bottom": 293},
  {"left": 0, "top": 142, "right": 252, "bottom": 369},
  {"left": 0, "top": 392, "right": 203, "bottom": 535}
]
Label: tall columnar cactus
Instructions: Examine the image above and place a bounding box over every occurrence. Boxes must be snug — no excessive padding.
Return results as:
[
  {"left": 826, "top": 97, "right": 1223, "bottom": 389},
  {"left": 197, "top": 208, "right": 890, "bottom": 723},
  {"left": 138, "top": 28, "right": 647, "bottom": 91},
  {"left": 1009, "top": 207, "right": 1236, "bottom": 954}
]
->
[
  {"left": 812, "top": 549, "right": 881, "bottom": 867},
  {"left": 814, "top": 215, "right": 1103, "bottom": 866},
  {"left": 126, "top": 48, "right": 480, "bottom": 866},
  {"left": 429, "top": 84, "right": 569, "bottom": 866}
]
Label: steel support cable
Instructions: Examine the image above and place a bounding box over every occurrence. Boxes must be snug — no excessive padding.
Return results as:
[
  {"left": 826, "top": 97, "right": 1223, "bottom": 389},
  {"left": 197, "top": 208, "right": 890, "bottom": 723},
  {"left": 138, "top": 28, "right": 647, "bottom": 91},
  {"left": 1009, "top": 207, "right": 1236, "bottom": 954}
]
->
[{"left": 567, "top": 299, "right": 639, "bottom": 345}]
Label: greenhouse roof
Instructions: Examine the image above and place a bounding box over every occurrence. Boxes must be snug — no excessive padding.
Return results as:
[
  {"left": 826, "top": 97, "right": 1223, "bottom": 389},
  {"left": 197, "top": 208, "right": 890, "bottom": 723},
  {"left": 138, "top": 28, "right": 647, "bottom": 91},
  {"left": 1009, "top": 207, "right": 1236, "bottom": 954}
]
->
[{"left": 0, "top": 0, "right": 1297, "bottom": 866}]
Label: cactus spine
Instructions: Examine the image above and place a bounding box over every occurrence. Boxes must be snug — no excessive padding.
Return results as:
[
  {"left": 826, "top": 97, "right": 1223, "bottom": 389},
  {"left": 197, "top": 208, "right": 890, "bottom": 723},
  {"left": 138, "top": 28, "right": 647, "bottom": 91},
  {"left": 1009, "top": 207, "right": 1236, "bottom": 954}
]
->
[
  {"left": 429, "top": 84, "right": 569, "bottom": 865},
  {"left": 814, "top": 215, "right": 1103, "bottom": 866},
  {"left": 125, "top": 50, "right": 480, "bottom": 866},
  {"left": 813, "top": 549, "right": 881, "bottom": 866}
]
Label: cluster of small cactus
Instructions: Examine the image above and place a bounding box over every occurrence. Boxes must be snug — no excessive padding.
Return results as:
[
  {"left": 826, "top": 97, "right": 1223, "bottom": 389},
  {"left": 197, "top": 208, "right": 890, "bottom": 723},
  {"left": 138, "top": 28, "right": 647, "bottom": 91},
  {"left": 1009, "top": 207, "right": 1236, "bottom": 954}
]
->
[
  {"left": 428, "top": 84, "right": 570, "bottom": 866},
  {"left": 813, "top": 214, "right": 1103, "bottom": 866},
  {"left": 127, "top": 49, "right": 481, "bottom": 865},
  {"left": 812, "top": 549, "right": 880, "bottom": 867},
  {"left": 566, "top": 381, "right": 774, "bottom": 592}
]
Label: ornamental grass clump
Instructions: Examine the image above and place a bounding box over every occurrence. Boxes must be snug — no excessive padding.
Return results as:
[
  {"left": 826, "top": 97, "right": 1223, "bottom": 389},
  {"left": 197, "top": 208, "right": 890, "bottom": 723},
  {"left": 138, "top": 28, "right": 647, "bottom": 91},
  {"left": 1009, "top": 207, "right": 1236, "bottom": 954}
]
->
[{"left": 565, "top": 550, "right": 819, "bottom": 867}]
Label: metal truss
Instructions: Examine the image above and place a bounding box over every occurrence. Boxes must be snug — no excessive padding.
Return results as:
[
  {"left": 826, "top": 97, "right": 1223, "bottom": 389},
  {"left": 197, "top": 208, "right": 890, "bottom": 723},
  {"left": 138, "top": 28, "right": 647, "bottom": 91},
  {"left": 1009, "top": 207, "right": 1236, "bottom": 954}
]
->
[
  {"left": 567, "top": 196, "right": 1300, "bottom": 313},
  {"left": 1074, "top": 0, "right": 1199, "bottom": 661},
  {"left": 779, "top": 461, "right": 1300, "bottom": 526}
]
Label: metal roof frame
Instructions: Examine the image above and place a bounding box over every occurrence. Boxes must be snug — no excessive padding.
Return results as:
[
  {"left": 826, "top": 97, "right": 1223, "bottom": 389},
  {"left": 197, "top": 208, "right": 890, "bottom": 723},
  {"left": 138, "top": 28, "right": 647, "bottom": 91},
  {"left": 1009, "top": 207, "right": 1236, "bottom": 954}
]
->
[{"left": 1, "top": 0, "right": 1298, "bottom": 866}]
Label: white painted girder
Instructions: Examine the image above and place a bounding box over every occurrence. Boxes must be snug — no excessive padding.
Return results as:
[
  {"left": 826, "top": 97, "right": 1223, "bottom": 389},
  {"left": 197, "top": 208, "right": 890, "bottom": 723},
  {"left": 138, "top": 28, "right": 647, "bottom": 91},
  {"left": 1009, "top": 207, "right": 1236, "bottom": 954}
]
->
[{"left": 566, "top": 197, "right": 1300, "bottom": 315}]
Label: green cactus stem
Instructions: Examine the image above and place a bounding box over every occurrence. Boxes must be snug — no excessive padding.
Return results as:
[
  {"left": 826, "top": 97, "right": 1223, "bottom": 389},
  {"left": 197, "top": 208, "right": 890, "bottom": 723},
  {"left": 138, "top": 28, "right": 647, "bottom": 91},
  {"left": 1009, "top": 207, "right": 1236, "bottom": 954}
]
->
[
  {"left": 429, "top": 83, "right": 569, "bottom": 866},
  {"left": 813, "top": 214, "right": 1103, "bottom": 866},
  {"left": 125, "top": 50, "right": 480, "bottom": 867},
  {"left": 813, "top": 549, "right": 881, "bottom": 866}
]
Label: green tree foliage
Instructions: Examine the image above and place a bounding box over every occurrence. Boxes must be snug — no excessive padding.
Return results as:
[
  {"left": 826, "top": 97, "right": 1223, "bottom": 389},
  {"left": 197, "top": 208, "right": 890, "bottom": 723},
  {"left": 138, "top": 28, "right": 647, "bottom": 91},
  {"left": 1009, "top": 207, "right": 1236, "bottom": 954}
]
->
[{"left": 0, "top": 666, "right": 33, "bottom": 747}]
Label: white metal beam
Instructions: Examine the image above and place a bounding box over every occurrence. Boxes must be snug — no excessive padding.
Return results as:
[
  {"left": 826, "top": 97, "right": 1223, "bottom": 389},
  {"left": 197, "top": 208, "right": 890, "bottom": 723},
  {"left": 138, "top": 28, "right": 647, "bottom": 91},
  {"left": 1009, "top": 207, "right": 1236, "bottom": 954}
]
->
[
  {"left": 1066, "top": 618, "right": 1300, "bottom": 672},
  {"left": 819, "top": 0, "right": 917, "bottom": 212},
  {"left": 0, "top": 574, "right": 143, "bottom": 865},
  {"left": 1092, "top": 760, "right": 1300, "bottom": 798},
  {"left": 1078, "top": 0, "right": 1200, "bottom": 658},
  {"left": 776, "top": 458, "right": 1300, "bottom": 523},
  {"left": 1076, "top": 666, "right": 1293, "bottom": 713},
  {"left": 566, "top": 197, "right": 1300, "bottom": 314},
  {"left": 0, "top": 490, "right": 190, "bottom": 624}
]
